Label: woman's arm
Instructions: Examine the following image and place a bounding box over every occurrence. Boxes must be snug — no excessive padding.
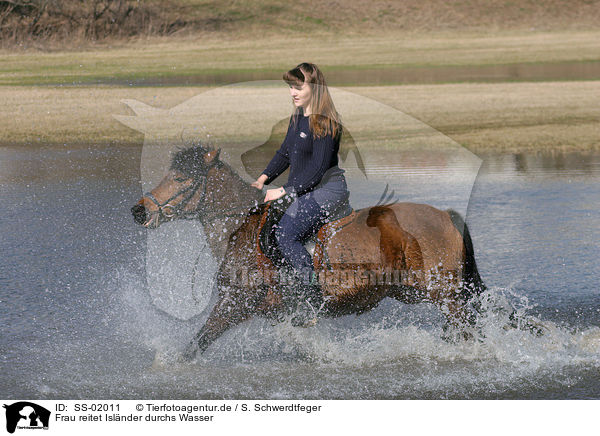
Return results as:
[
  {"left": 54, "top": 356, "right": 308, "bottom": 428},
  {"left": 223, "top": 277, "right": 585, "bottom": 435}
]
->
[
  {"left": 251, "top": 174, "right": 269, "bottom": 189},
  {"left": 261, "top": 116, "right": 295, "bottom": 185},
  {"left": 262, "top": 146, "right": 290, "bottom": 185}
]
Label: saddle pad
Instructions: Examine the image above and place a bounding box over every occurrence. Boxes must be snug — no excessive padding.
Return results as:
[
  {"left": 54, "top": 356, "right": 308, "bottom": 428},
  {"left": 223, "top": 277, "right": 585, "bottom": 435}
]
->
[{"left": 257, "top": 201, "right": 354, "bottom": 267}]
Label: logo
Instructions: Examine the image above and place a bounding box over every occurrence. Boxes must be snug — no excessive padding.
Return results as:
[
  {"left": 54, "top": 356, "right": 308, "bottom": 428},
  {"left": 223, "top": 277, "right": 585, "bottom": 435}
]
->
[{"left": 3, "top": 402, "right": 50, "bottom": 434}]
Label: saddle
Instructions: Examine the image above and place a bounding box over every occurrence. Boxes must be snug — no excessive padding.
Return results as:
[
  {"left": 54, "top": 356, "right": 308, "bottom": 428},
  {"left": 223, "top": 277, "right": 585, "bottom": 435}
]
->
[{"left": 257, "top": 195, "right": 355, "bottom": 269}]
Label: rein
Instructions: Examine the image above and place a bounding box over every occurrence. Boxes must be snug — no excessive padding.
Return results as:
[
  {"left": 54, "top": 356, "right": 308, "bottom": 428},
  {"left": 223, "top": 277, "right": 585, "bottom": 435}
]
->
[
  {"left": 144, "top": 176, "right": 207, "bottom": 220},
  {"left": 145, "top": 158, "right": 258, "bottom": 225},
  {"left": 144, "top": 159, "right": 223, "bottom": 222}
]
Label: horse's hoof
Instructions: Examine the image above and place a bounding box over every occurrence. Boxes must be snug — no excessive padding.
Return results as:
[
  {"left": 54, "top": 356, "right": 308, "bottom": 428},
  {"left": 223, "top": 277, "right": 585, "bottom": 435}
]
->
[
  {"left": 441, "top": 323, "right": 478, "bottom": 343},
  {"left": 505, "top": 311, "right": 548, "bottom": 337},
  {"left": 150, "top": 351, "right": 168, "bottom": 371},
  {"left": 182, "top": 343, "right": 198, "bottom": 362},
  {"left": 291, "top": 314, "right": 318, "bottom": 328},
  {"left": 268, "top": 311, "right": 287, "bottom": 326}
]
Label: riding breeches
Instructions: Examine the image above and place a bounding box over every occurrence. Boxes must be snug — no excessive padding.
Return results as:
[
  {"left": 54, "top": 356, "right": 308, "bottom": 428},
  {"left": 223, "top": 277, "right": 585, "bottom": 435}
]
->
[{"left": 275, "top": 178, "right": 350, "bottom": 278}]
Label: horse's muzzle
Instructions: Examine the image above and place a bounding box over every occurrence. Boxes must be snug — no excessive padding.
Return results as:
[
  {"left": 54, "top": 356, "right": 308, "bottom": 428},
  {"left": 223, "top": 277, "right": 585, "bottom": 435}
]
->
[{"left": 131, "top": 204, "right": 148, "bottom": 225}]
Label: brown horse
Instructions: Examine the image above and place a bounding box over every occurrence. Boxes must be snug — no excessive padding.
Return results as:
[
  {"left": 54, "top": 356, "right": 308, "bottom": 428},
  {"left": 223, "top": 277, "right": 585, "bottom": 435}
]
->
[{"left": 131, "top": 145, "right": 486, "bottom": 360}]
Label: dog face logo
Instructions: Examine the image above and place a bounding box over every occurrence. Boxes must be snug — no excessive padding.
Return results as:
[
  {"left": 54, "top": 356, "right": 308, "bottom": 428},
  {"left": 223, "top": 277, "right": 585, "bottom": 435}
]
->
[{"left": 3, "top": 402, "right": 50, "bottom": 434}]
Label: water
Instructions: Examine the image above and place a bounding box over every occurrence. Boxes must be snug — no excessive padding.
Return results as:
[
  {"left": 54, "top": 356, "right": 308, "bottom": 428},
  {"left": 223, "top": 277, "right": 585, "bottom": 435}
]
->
[{"left": 1, "top": 145, "right": 599, "bottom": 399}]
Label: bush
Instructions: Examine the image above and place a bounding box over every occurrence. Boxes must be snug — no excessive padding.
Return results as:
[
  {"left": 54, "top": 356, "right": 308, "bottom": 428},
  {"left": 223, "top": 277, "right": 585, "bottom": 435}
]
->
[{"left": 0, "top": 0, "right": 183, "bottom": 43}]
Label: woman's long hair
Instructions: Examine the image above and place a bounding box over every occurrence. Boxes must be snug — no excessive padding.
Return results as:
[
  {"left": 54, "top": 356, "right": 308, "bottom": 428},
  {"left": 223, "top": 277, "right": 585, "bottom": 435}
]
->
[{"left": 283, "top": 62, "right": 341, "bottom": 139}]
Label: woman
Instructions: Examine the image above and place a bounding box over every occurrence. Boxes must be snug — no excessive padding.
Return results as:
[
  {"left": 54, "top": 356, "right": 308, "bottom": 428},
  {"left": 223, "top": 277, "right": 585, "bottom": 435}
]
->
[{"left": 251, "top": 62, "right": 351, "bottom": 326}]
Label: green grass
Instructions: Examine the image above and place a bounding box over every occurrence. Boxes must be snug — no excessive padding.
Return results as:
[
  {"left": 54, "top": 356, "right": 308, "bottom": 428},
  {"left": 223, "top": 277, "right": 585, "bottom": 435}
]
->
[{"left": 1, "top": 30, "right": 599, "bottom": 86}]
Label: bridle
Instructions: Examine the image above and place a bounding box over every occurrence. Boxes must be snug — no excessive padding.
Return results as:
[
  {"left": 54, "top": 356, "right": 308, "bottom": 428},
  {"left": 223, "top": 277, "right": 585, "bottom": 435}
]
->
[
  {"left": 144, "top": 160, "right": 222, "bottom": 223},
  {"left": 142, "top": 155, "right": 262, "bottom": 229}
]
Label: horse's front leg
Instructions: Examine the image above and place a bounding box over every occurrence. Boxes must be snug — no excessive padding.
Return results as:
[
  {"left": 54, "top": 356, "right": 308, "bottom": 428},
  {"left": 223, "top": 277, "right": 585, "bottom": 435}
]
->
[{"left": 183, "top": 284, "right": 266, "bottom": 361}]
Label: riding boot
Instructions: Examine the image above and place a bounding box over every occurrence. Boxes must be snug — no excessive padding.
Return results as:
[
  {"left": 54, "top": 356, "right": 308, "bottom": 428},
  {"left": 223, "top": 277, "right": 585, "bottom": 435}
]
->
[
  {"left": 291, "top": 281, "right": 324, "bottom": 327},
  {"left": 279, "top": 268, "right": 324, "bottom": 327}
]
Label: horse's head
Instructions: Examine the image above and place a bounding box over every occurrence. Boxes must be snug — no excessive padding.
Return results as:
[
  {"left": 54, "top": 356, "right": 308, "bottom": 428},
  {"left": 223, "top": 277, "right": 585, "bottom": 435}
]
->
[{"left": 131, "top": 146, "right": 222, "bottom": 228}]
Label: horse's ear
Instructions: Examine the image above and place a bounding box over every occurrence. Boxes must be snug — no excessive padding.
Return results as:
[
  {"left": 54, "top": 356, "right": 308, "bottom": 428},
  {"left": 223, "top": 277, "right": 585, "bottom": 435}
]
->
[{"left": 204, "top": 148, "right": 221, "bottom": 164}]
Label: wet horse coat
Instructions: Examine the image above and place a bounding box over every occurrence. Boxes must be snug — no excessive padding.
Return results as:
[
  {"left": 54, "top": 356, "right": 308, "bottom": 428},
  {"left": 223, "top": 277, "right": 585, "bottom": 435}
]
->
[
  {"left": 130, "top": 146, "right": 485, "bottom": 359},
  {"left": 255, "top": 202, "right": 470, "bottom": 315},
  {"left": 186, "top": 198, "right": 482, "bottom": 359}
]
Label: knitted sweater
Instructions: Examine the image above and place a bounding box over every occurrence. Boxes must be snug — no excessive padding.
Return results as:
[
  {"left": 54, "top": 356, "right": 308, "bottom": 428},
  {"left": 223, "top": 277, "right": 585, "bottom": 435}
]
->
[{"left": 263, "top": 114, "right": 341, "bottom": 196}]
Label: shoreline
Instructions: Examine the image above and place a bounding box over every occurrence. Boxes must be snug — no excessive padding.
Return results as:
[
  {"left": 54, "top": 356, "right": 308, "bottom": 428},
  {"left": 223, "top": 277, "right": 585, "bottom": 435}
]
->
[{"left": 3, "top": 60, "right": 600, "bottom": 88}]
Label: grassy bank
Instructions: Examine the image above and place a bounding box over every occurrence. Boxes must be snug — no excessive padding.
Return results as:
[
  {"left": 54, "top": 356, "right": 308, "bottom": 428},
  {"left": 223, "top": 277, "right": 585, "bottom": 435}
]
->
[
  {"left": 1, "top": 30, "right": 599, "bottom": 86},
  {"left": 2, "top": 80, "right": 598, "bottom": 154},
  {"left": 1, "top": 24, "right": 598, "bottom": 153}
]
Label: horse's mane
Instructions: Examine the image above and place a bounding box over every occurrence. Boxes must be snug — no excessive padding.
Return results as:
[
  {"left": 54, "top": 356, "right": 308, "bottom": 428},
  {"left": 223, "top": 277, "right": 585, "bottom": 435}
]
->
[
  {"left": 171, "top": 144, "right": 263, "bottom": 207},
  {"left": 170, "top": 145, "right": 213, "bottom": 179}
]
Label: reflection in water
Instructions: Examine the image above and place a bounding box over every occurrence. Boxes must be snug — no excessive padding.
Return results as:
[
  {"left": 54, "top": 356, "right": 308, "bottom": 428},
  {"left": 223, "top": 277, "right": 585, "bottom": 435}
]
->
[
  {"left": 0, "top": 144, "right": 141, "bottom": 184},
  {"left": 328, "top": 61, "right": 600, "bottom": 85},
  {"left": 479, "top": 151, "right": 600, "bottom": 177}
]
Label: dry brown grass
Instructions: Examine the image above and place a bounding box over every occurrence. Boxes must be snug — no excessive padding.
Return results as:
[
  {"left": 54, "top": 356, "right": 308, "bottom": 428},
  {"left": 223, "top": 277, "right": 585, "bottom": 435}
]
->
[
  {"left": 351, "top": 81, "right": 600, "bottom": 153},
  {"left": 2, "top": 81, "right": 598, "bottom": 153}
]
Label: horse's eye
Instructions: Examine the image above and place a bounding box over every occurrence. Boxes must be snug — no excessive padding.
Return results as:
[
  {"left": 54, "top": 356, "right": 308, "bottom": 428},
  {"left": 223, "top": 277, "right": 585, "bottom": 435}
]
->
[{"left": 174, "top": 177, "right": 188, "bottom": 183}]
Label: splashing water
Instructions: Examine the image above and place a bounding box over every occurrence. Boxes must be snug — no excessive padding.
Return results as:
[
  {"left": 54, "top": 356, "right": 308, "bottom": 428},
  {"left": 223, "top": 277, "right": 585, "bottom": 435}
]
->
[{"left": 96, "top": 265, "right": 600, "bottom": 399}]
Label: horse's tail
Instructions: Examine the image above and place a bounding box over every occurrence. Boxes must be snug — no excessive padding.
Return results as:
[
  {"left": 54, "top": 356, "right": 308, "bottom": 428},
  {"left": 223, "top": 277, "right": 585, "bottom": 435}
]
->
[{"left": 446, "top": 209, "right": 486, "bottom": 299}]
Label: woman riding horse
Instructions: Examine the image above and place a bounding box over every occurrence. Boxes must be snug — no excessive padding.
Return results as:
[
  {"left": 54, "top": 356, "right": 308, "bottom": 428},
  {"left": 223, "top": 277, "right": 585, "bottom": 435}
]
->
[
  {"left": 250, "top": 63, "right": 351, "bottom": 327},
  {"left": 130, "top": 68, "right": 511, "bottom": 360}
]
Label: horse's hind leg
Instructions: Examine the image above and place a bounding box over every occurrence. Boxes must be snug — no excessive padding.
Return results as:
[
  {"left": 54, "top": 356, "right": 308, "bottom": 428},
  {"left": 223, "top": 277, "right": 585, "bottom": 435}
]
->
[
  {"left": 386, "top": 283, "right": 427, "bottom": 305},
  {"left": 386, "top": 284, "right": 475, "bottom": 341},
  {"left": 421, "top": 283, "right": 480, "bottom": 341}
]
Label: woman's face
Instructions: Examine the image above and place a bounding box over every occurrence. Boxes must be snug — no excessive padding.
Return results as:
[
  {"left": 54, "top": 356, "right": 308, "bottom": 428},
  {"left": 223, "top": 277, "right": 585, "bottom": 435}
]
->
[{"left": 289, "top": 81, "right": 312, "bottom": 112}]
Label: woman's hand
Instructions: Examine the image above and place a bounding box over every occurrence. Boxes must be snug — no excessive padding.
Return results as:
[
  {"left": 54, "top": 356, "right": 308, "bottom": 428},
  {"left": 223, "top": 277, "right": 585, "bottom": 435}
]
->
[
  {"left": 251, "top": 174, "right": 268, "bottom": 190},
  {"left": 264, "top": 187, "right": 286, "bottom": 202}
]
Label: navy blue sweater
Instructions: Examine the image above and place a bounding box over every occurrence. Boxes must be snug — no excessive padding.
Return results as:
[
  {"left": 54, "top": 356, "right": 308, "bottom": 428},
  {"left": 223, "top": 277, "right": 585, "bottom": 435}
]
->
[{"left": 263, "top": 114, "right": 340, "bottom": 196}]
